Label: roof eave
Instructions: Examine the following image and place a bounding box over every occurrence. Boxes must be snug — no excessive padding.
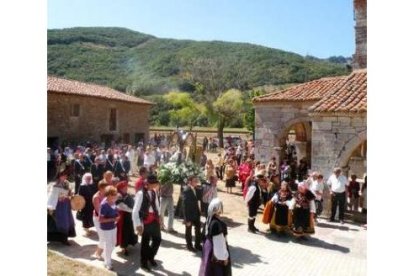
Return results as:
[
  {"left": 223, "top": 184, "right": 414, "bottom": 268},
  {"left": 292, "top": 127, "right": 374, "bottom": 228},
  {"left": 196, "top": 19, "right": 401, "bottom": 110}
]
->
[{"left": 47, "top": 90, "right": 154, "bottom": 105}]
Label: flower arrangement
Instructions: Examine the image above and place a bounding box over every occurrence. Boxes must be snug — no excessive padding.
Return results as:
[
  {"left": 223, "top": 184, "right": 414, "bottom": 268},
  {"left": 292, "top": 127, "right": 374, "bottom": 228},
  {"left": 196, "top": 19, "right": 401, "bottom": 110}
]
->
[{"left": 158, "top": 160, "right": 205, "bottom": 185}]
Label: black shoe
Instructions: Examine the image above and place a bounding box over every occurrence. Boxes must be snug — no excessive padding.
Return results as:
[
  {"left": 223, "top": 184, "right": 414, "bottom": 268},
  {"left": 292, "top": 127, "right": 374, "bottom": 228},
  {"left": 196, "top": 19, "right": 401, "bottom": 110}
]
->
[
  {"left": 61, "top": 240, "right": 71, "bottom": 246},
  {"left": 248, "top": 228, "right": 257, "bottom": 233},
  {"left": 141, "top": 262, "right": 151, "bottom": 271},
  {"left": 187, "top": 246, "right": 196, "bottom": 252},
  {"left": 149, "top": 259, "right": 158, "bottom": 267}
]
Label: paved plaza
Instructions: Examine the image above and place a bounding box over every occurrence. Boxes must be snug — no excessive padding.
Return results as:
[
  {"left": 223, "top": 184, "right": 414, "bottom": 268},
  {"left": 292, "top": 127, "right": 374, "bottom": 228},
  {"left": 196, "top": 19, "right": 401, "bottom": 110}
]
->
[{"left": 47, "top": 179, "right": 366, "bottom": 276}]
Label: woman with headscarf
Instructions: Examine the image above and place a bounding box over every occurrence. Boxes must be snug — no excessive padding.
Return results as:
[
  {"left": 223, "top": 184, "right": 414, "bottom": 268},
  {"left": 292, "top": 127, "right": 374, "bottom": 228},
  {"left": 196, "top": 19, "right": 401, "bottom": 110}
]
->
[
  {"left": 199, "top": 198, "right": 231, "bottom": 276},
  {"left": 290, "top": 182, "right": 316, "bottom": 238},
  {"left": 115, "top": 181, "right": 138, "bottom": 256},
  {"left": 47, "top": 169, "right": 76, "bottom": 245},
  {"left": 269, "top": 181, "right": 293, "bottom": 234},
  {"left": 77, "top": 172, "right": 97, "bottom": 236}
]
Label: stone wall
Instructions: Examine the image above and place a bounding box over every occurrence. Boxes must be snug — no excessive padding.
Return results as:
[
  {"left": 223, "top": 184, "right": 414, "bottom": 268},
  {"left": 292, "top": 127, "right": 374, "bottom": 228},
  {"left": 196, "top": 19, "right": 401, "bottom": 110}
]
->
[
  {"left": 311, "top": 114, "right": 367, "bottom": 178},
  {"left": 254, "top": 102, "right": 313, "bottom": 163},
  {"left": 48, "top": 93, "right": 151, "bottom": 145}
]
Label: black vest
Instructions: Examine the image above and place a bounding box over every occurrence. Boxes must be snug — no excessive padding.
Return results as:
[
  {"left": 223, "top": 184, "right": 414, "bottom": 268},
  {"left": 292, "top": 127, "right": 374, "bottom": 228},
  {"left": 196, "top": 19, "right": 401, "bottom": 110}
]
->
[
  {"left": 139, "top": 188, "right": 159, "bottom": 221},
  {"left": 249, "top": 181, "right": 261, "bottom": 206}
]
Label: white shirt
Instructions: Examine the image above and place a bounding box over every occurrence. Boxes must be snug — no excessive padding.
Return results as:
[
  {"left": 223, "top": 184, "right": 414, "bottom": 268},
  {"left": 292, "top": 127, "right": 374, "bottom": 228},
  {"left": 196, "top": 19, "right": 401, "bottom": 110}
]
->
[
  {"left": 213, "top": 234, "right": 229, "bottom": 260},
  {"left": 143, "top": 152, "right": 156, "bottom": 167},
  {"left": 327, "top": 174, "right": 348, "bottom": 193},
  {"left": 310, "top": 180, "right": 324, "bottom": 200},
  {"left": 271, "top": 193, "right": 293, "bottom": 208},
  {"left": 245, "top": 185, "right": 257, "bottom": 203},
  {"left": 132, "top": 190, "right": 160, "bottom": 230}
]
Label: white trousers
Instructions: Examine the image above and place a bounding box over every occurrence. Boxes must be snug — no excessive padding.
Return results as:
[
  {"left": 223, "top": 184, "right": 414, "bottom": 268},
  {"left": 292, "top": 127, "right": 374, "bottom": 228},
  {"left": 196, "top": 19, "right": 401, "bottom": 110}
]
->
[
  {"left": 102, "top": 227, "right": 117, "bottom": 267},
  {"left": 93, "top": 216, "right": 105, "bottom": 249}
]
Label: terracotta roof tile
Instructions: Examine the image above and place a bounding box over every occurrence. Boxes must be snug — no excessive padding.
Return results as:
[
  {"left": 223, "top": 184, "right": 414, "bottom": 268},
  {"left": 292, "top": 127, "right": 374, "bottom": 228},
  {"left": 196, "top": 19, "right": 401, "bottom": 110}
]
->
[
  {"left": 47, "top": 76, "right": 153, "bottom": 105},
  {"left": 252, "top": 76, "right": 348, "bottom": 103},
  {"left": 310, "top": 69, "right": 367, "bottom": 113}
]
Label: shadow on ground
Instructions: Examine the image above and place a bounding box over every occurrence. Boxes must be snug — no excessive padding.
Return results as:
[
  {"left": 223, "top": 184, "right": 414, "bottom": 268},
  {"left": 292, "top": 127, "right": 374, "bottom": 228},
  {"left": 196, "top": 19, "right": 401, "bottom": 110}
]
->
[
  {"left": 316, "top": 222, "right": 358, "bottom": 232},
  {"left": 292, "top": 236, "right": 351, "bottom": 254},
  {"left": 229, "top": 244, "right": 265, "bottom": 269}
]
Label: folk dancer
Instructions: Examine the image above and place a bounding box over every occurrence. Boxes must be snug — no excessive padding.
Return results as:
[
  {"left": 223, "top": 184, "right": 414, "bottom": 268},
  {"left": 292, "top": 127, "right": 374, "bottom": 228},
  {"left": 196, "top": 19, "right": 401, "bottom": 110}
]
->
[
  {"left": 199, "top": 198, "right": 232, "bottom": 276},
  {"left": 77, "top": 173, "right": 97, "bottom": 236},
  {"left": 269, "top": 181, "right": 293, "bottom": 234},
  {"left": 47, "top": 169, "right": 76, "bottom": 245},
  {"left": 245, "top": 170, "right": 267, "bottom": 233},
  {"left": 115, "top": 181, "right": 138, "bottom": 256},
  {"left": 132, "top": 175, "right": 162, "bottom": 272},
  {"left": 290, "top": 182, "right": 316, "bottom": 238}
]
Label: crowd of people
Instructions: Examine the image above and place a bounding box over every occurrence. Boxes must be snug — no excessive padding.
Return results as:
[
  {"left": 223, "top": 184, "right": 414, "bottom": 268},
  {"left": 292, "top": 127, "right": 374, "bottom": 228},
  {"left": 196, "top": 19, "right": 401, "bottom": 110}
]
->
[{"left": 47, "top": 134, "right": 367, "bottom": 274}]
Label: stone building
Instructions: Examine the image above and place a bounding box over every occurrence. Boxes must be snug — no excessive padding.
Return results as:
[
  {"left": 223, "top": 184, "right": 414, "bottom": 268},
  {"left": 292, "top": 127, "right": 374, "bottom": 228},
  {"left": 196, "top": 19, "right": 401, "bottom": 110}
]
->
[
  {"left": 253, "top": 0, "right": 367, "bottom": 179},
  {"left": 47, "top": 76, "right": 153, "bottom": 147}
]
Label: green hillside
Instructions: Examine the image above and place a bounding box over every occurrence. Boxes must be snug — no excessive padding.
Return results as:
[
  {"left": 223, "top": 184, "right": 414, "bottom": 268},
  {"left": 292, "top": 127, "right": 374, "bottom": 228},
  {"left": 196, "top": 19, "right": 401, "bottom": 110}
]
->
[{"left": 47, "top": 27, "right": 350, "bottom": 96}]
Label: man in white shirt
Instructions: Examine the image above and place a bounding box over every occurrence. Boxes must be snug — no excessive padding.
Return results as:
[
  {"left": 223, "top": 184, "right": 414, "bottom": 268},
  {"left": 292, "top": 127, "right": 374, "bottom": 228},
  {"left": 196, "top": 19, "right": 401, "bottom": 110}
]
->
[
  {"left": 143, "top": 148, "right": 156, "bottom": 169},
  {"left": 310, "top": 173, "right": 325, "bottom": 221},
  {"left": 327, "top": 167, "right": 348, "bottom": 224}
]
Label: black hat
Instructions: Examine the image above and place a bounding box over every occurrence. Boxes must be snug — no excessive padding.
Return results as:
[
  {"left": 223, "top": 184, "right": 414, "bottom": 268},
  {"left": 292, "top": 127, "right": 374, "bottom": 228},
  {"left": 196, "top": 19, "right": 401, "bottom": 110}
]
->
[{"left": 147, "top": 174, "right": 159, "bottom": 184}]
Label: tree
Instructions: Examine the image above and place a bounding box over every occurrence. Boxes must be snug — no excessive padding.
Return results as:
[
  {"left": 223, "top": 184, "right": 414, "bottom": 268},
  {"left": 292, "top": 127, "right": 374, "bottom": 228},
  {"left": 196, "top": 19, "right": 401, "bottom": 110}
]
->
[
  {"left": 244, "top": 88, "right": 265, "bottom": 137},
  {"left": 181, "top": 58, "right": 241, "bottom": 146},
  {"left": 163, "top": 91, "right": 206, "bottom": 130},
  {"left": 213, "top": 89, "right": 244, "bottom": 147}
]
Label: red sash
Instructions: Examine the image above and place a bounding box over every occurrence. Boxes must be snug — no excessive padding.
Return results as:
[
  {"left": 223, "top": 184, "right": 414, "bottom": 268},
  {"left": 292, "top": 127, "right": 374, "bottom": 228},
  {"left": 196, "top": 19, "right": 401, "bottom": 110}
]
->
[{"left": 143, "top": 212, "right": 159, "bottom": 225}]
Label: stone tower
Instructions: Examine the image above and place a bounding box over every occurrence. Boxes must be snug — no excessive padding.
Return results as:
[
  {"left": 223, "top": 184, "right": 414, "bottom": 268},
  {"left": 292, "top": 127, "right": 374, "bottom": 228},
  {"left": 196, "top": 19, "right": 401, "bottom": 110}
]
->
[{"left": 353, "top": 0, "right": 367, "bottom": 69}]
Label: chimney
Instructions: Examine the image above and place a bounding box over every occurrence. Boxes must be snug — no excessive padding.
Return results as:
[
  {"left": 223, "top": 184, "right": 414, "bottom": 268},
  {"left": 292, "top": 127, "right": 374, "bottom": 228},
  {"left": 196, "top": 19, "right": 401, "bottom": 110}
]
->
[{"left": 353, "top": 0, "right": 367, "bottom": 69}]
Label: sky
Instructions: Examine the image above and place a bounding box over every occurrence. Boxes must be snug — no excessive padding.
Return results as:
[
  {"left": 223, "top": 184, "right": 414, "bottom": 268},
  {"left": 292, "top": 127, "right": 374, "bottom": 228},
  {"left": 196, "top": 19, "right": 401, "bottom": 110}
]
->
[{"left": 48, "top": 0, "right": 355, "bottom": 58}]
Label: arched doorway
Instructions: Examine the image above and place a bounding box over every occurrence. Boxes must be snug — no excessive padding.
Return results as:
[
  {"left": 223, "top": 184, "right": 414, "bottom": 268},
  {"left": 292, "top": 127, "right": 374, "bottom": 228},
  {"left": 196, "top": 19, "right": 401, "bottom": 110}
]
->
[
  {"left": 336, "top": 131, "right": 367, "bottom": 179},
  {"left": 276, "top": 120, "right": 312, "bottom": 181}
]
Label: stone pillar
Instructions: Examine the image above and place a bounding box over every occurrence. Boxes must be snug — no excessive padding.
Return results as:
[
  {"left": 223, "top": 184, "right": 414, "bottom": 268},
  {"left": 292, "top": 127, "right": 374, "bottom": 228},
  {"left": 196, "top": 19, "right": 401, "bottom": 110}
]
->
[{"left": 353, "top": 0, "right": 367, "bottom": 69}]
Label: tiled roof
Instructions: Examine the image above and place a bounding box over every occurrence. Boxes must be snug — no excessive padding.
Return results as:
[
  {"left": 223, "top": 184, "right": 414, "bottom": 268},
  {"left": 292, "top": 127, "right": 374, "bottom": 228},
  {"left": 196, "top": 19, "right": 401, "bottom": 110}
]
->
[
  {"left": 310, "top": 69, "right": 367, "bottom": 113},
  {"left": 252, "top": 76, "right": 348, "bottom": 103},
  {"left": 47, "top": 76, "right": 153, "bottom": 105}
]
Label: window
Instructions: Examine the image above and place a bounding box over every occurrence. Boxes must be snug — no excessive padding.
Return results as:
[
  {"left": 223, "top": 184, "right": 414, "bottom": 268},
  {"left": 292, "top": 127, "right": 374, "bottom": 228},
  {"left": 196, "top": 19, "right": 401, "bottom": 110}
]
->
[
  {"left": 109, "top": 108, "right": 117, "bottom": 131},
  {"left": 71, "top": 104, "right": 80, "bottom": 117}
]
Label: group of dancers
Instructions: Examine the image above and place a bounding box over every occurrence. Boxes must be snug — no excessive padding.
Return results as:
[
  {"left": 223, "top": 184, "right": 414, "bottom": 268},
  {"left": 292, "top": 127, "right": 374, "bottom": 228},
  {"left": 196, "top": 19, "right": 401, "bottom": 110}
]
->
[{"left": 47, "top": 166, "right": 232, "bottom": 275}]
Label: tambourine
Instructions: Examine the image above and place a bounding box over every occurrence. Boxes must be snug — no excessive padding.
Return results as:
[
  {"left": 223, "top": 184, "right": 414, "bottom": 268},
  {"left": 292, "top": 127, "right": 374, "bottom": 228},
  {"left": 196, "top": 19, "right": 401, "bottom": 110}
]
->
[{"left": 71, "top": 195, "right": 86, "bottom": 211}]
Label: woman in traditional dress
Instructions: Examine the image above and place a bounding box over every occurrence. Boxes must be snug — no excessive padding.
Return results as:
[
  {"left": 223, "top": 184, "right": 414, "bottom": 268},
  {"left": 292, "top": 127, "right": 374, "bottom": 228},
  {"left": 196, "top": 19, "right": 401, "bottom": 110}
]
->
[
  {"left": 47, "top": 169, "right": 76, "bottom": 245},
  {"left": 77, "top": 173, "right": 97, "bottom": 236},
  {"left": 269, "top": 181, "right": 293, "bottom": 234},
  {"left": 199, "top": 198, "right": 231, "bottom": 276},
  {"left": 205, "top": 159, "right": 215, "bottom": 180},
  {"left": 268, "top": 174, "right": 281, "bottom": 199},
  {"left": 290, "top": 182, "right": 316, "bottom": 238},
  {"left": 115, "top": 181, "right": 138, "bottom": 256},
  {"left": 91, "top": 180, "right": 108, "bottom": 259},
  {"left": 224, "top": 159, "right": 236, "bottom": 194},
  {"left": 238, "top": 158, "right": 252, "bottom": 192}
]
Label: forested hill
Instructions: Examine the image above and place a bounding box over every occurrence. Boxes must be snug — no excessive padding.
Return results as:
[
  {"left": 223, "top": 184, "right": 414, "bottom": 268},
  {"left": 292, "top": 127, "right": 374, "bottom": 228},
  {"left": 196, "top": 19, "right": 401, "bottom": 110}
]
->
[{"left": 48, "top": 27, "right": 350, "bottom": 96}]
